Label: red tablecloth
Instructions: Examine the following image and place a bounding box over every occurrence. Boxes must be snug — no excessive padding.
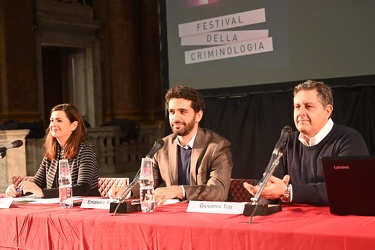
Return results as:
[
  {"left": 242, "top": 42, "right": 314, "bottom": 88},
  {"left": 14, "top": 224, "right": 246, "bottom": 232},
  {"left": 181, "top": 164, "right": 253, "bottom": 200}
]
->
[{"left": 1, "top": 200, "right": 375, "bottom": 249}]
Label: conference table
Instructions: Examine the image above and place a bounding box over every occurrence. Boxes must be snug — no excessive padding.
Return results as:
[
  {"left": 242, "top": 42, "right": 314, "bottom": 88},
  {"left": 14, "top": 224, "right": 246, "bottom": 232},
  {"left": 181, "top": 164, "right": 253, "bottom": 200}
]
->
[{"left": 0, "top": 198, "right": 375, "bottom": 250}]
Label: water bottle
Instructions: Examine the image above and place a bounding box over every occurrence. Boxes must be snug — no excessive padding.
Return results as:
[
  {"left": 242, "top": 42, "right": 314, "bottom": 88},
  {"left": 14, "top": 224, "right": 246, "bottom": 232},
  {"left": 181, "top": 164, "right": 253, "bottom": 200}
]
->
[
  {"left": 139, "top": 157, "right": 155, "bottom": 212},
  {"left": 58, "top": 159, "right": 73, "bottom": 209}
]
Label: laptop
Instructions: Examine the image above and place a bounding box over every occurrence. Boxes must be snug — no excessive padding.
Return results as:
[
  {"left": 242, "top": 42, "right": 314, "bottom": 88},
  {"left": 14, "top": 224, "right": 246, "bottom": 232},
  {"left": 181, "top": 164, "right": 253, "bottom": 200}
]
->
[{"left": 321, "top": 156, "right": 375, "bottom": 216}]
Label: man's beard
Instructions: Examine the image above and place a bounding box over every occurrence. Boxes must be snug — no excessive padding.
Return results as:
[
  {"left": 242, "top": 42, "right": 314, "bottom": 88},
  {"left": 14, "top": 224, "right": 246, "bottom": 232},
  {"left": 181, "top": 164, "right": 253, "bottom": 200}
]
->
[{"left": 171, "top": 118, "right": 195, "bottom": 136}]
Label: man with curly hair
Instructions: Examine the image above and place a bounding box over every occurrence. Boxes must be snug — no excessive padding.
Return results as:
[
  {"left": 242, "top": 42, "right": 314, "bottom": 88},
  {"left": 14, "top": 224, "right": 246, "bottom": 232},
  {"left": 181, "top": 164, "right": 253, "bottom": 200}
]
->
[{"left": 110, "top": 85, "right": 233, "bottom": 204}]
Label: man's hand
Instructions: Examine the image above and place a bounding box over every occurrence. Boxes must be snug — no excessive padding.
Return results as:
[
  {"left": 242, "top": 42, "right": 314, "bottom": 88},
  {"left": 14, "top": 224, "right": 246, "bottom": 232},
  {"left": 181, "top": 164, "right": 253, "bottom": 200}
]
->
[
  {"left": 243, "top": 175, "right": 290, "bottom": 200},
  {"left": 154, "top": 186, "right": 183, "bottom": 206},
  {"left": 108, "top": 186, "right": 126, "bottom": 199}
]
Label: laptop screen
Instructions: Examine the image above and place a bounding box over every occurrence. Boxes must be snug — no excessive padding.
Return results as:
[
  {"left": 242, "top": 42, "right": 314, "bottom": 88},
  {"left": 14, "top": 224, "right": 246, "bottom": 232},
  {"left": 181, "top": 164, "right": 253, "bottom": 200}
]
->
[{"left": 321, "top": 156, "right": 375, "bottom": 216}]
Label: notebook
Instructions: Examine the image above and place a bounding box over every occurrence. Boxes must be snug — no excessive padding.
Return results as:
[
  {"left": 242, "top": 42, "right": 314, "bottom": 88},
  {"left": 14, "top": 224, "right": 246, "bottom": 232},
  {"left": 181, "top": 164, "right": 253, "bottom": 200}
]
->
[{"left": 321, "top": 156, "right": 375, "bottom": 216}]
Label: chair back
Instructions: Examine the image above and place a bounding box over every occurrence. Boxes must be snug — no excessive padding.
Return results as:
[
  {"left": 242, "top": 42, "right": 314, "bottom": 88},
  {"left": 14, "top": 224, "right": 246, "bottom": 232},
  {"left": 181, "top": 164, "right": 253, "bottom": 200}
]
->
[
  {"left": 98, "top": 177, "right": 129, "bottom": 197},
  {"left": 13, "top": 176, "right": 33, "bottom": 186},
  {"left": 228, "top": 178, "right": 257, "bottom": 202}
]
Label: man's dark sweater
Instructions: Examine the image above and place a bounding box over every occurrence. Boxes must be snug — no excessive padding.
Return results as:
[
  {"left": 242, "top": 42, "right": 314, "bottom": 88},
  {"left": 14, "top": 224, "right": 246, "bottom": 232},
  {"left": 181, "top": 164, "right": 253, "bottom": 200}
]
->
[{"left": 274, "top": 123, "right": 368, "bottom": 206}]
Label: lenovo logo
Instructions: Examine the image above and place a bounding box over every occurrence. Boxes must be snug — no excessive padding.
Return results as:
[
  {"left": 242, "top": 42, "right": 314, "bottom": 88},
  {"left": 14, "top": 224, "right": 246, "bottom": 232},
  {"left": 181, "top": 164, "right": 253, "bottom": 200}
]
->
[{"left": 334, "top": 165, "right": 350, "bottom": 170}]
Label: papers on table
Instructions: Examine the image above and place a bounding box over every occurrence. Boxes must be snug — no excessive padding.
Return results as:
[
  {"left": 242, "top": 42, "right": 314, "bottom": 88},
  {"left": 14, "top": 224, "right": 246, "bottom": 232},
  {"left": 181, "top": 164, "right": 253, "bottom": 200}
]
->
[
  {"left": 164, "top": 199, "right": 180, "bottom": 205},
  {"left": 0, "top": 195, "right": 83, "bottom": 208},
  {"left": 0, "top": 196, "right": 181, "bottom": 209},
  {"left": 0, "top": 198, "right": 13, "bottom": 208},
  {"left": 12, "top": 195, "right": 82, "bottom": 204}
]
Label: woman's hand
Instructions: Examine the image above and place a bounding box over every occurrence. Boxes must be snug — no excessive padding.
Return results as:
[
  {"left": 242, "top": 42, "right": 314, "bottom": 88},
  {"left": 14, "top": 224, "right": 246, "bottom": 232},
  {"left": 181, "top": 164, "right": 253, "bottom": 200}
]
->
[
  {"left": 18, "top": 181, "right": 44, "bottom": 198},
  {"left": 5, "top": 184, "right": 22, "bottom": 198}
]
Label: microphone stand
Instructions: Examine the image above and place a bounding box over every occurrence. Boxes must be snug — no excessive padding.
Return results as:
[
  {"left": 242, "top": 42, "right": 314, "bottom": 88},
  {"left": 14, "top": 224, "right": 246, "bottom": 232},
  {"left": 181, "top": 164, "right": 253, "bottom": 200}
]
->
[
  {"left": 116, "top": 169, "right": 140, "bottom": 202},
  {"left": 244, "top": 151, "right": 284, "bottom": 221},
  {"left": 0, "top": 148, "right": 6, "bottom": 159},
  {"left": 110, "top": 169, "right": 142, "bottom": 215},
  {"left": 110, "top": 140, "right": 164, "bottom": 215},
  {"left": 251, "top": 152, "right": 283, "bottom": 205},
  {"left": 110, "top": 155, "right": 159, "bottom": 215}
]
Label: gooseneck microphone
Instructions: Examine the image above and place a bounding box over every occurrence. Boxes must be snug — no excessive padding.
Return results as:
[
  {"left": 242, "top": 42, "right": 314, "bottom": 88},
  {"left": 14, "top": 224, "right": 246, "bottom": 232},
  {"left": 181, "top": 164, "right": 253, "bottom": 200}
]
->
[
  {"left": 0, "top": 140, "right": 24, "bottom": 150},
  {"left": 247, "top": 126, "right": 293, "bottom": 221},
  {"left": 146, "top": 139, "right": 165, "bottom": 158},
  {"left": 116, "top": 139, "right": 165, "bottom": 202},
  {"left": 0, "top": 140, "right": 24, "bottom": 159},
  {"left": 261, "top": 126, "right": 292, "bottom": 184},
  {"left": 272, "top": 126, "right": 292, "bottom": 156}
]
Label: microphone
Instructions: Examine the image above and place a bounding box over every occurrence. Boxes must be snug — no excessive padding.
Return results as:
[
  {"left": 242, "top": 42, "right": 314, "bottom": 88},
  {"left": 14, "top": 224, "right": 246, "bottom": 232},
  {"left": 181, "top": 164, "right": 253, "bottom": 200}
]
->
[
  {"left": 246, "top": 126, "right": 292, "bottom": 217},
  {"left": 262, "top": 126, "right": 292, "bottom": 180},
  {"left": 272, "top": 126, "right": 292, "bottom": 156},
  {"left": 0, "top": 140, "right": 23, "bottom": 150},
  {"left": 146, "top": 139, "right": 165, "bottom": 158},
  {"left": 0, "top": 140, "right": 24, "bottom": 159},
  {"left": 115, "top": 139, "right": 165, "bottom": 203}
]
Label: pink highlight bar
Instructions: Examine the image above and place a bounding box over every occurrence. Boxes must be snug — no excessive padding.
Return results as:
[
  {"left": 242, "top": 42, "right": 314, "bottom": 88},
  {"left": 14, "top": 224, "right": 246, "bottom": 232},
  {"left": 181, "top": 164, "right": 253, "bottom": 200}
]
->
[{"left": 184, "top": 0, "right": 217, "bottom": 8}]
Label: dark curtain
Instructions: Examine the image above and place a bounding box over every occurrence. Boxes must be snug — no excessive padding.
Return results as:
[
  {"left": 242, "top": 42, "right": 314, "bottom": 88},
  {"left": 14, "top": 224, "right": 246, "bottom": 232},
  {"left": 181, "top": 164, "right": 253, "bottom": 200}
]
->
[{"left": 199, "top": 84, "right": 375, "bottom": 180}]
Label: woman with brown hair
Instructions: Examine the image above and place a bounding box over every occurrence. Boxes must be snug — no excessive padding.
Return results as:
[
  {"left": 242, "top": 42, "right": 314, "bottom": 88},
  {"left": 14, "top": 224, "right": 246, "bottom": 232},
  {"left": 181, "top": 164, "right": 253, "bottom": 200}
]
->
[{"left": 6, "top": 103, "right": 100, "bottom": 198}]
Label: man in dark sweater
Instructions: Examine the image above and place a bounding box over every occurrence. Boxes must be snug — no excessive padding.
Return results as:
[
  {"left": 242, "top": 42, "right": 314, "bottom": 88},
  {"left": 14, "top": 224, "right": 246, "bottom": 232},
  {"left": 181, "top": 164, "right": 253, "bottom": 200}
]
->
[{"left": 244, "top": 80, "right": 369, "bottom": 206}]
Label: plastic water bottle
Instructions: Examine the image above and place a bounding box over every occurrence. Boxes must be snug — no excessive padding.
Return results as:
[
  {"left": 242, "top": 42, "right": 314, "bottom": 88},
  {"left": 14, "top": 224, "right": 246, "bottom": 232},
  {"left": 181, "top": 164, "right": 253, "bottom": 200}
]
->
[
  {"left": 139, "top": 157, "right": 155, "bottom": 212},
  {"left": 58, "top": 159, "right": 73, "bottom": 209}
]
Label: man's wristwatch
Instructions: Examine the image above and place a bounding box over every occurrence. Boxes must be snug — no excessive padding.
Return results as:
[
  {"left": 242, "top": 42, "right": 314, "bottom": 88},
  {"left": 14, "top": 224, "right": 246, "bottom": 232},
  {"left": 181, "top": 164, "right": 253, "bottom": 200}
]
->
[{"left": 280, "top": 184, "right": 291, "bottom": 203}]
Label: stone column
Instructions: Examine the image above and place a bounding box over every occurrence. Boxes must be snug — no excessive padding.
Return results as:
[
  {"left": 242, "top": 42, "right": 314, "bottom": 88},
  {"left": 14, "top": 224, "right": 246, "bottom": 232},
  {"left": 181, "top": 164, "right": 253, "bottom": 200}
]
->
[
  {"left": 101, "top": 0, "right": 141, "bottom": 121},
  {"left": 0, "top": 2, "right": 39, "bottom": 122},
  {"left": 0, "top": 130, "right": 29, "bottom": 192},
  {"left": 138, "top": 0, "right": 164, "bottom": 122},
  {"left": 100, "top": 0, "right": 164, "bottom": 123}
]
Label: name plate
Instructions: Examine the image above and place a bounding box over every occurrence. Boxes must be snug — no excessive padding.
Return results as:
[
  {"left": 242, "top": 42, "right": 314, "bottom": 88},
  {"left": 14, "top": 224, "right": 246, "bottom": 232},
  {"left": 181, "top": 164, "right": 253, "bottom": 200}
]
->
[
  {"left": 187, "top": 201, "right": 245, "bottom": 214},
  {"left": 80, "top": 198, "right": 112, "bottom": 209},
  {"left": 0, "top": 198, "right": 13, "bottom": 208}
]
